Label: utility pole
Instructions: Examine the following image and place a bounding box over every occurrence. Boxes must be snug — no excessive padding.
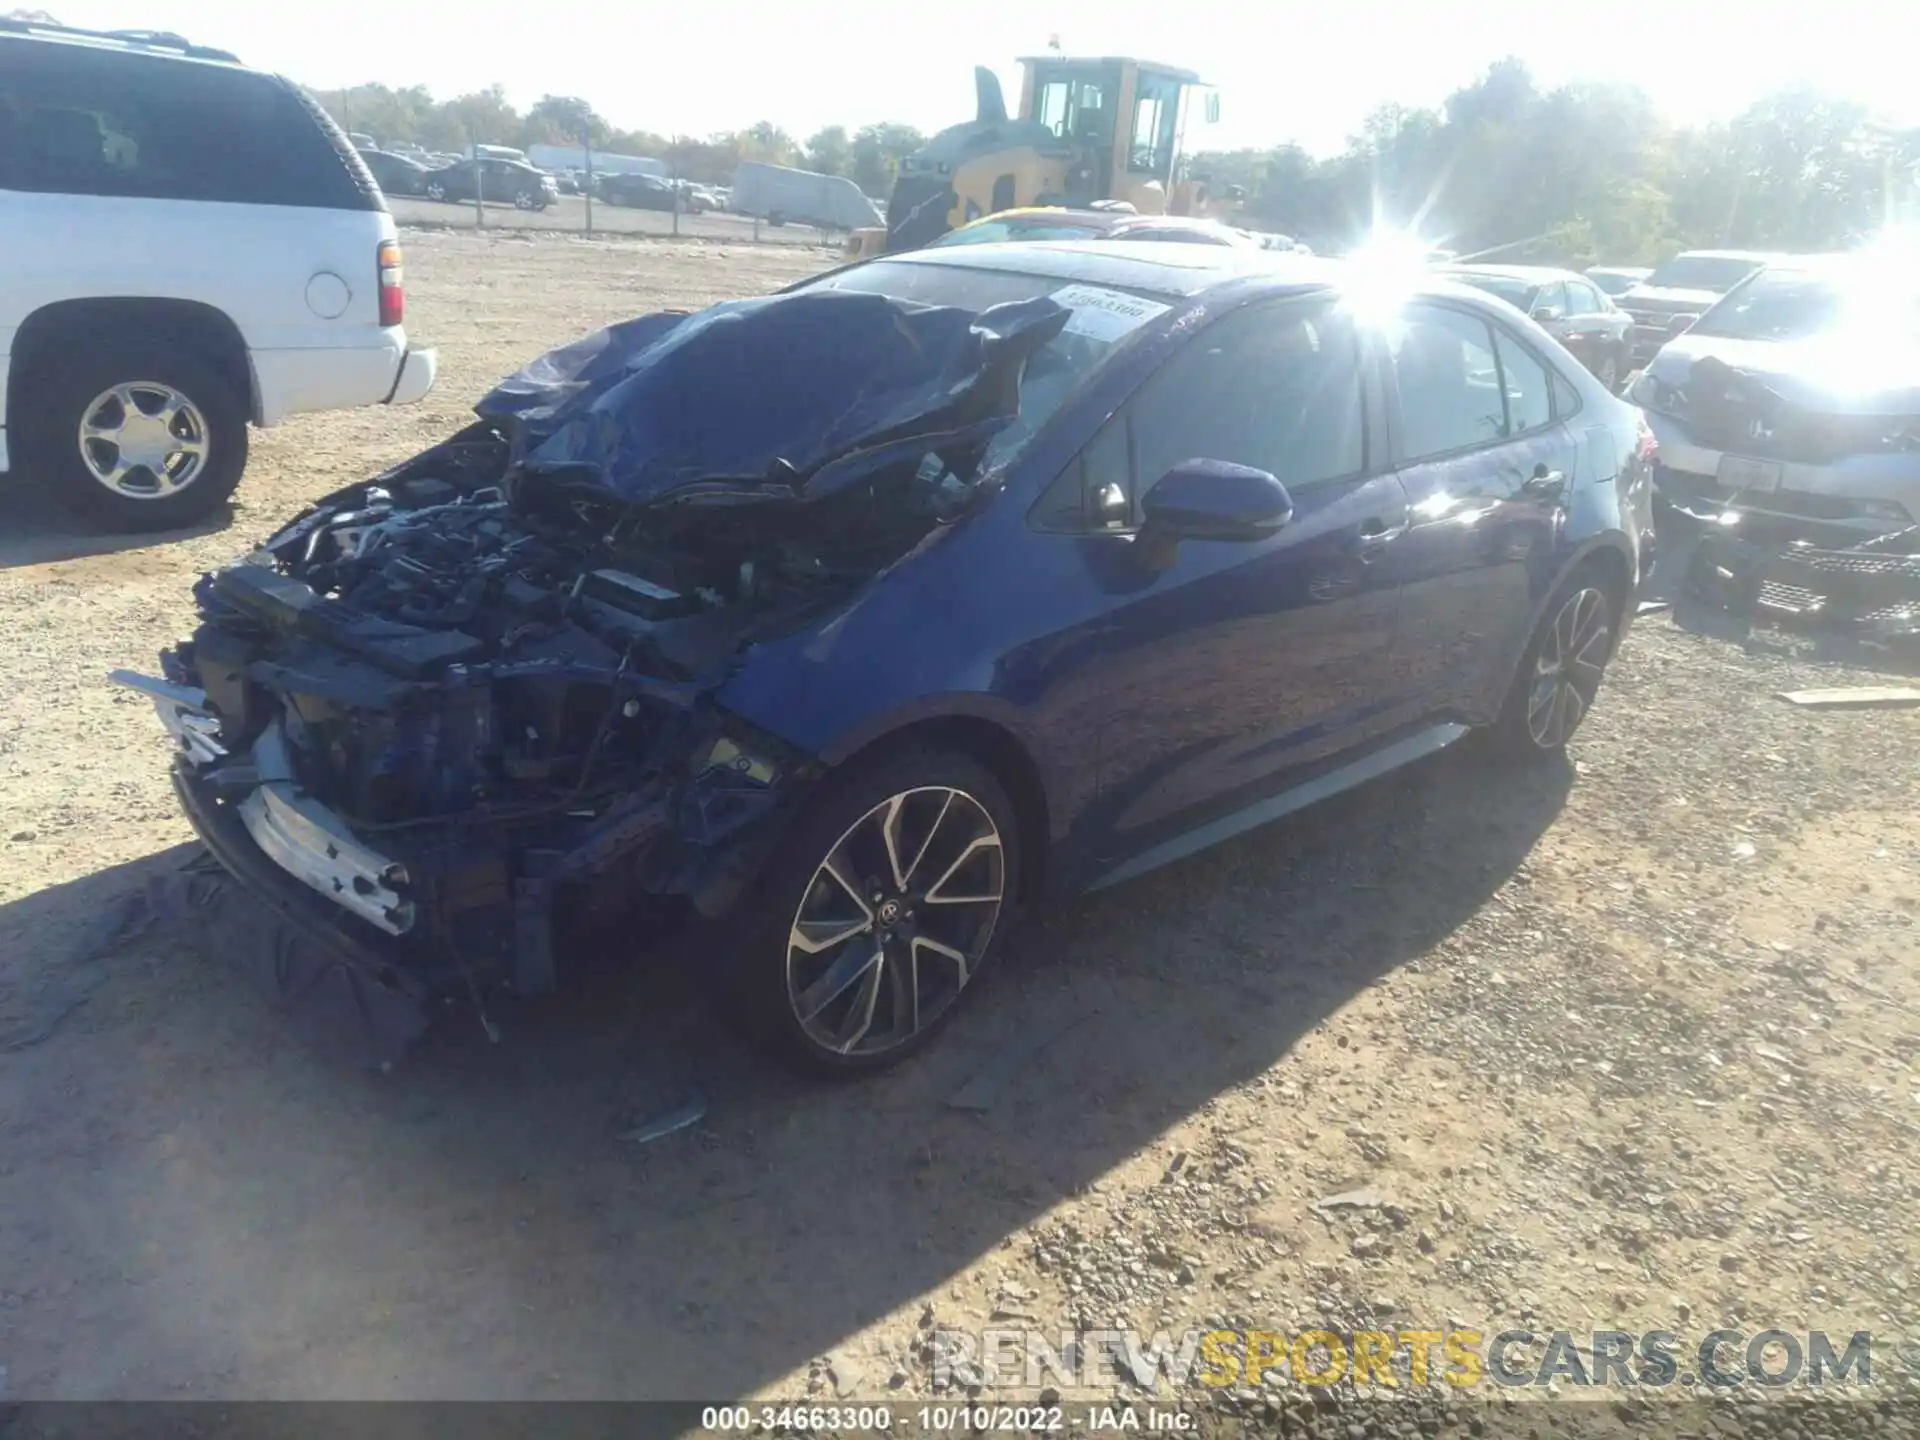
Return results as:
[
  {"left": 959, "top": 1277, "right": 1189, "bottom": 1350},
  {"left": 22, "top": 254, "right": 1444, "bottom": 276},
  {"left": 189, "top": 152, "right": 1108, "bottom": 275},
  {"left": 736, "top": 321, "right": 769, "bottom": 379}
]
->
[
  {"left": 670, "top": 135, "right": 682, "bottom": 239},
  {"left": 583, "top": 123, "right": 595, "bottom": 238},
  {"left": 470, "top": 123, "right": 485, "bottom": 229}
]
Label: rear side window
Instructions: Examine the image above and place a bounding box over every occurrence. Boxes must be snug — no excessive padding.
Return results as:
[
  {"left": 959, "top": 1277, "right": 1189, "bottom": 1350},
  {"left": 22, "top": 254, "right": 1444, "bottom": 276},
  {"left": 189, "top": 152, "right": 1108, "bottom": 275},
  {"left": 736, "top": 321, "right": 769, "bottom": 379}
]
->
[
  {"left": 0, "top": 38, "right": 379, "bottom": 210},
  {"left": 1389, "top": 306, "right": 1508, "bottom": 457}
]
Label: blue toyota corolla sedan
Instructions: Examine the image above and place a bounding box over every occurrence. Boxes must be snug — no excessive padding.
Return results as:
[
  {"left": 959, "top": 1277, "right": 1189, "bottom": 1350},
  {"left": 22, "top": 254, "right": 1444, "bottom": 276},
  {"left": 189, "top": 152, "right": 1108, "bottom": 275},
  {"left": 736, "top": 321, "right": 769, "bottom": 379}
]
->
[{"left": 113, "top": 242, "right": 1654, "bottom": 1073}]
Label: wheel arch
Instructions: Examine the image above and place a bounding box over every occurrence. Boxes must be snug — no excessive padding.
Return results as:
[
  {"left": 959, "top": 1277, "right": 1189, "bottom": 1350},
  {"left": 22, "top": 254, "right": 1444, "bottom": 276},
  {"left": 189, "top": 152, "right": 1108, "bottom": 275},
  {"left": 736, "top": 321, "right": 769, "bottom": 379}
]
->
[
  {"left": 9, "top": 298, "right": 257, "bottom": 426},
  {"left": 820, "top": 711, "right": 1054, "bottom": 904}
]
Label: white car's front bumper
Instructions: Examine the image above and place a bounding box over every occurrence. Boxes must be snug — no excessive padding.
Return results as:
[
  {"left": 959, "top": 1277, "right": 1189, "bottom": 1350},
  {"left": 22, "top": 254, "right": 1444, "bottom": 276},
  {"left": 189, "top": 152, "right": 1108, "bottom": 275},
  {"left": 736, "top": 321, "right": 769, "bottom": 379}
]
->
[{"left": 1644, "top": 409, "right": 1920, "bottom": 542}]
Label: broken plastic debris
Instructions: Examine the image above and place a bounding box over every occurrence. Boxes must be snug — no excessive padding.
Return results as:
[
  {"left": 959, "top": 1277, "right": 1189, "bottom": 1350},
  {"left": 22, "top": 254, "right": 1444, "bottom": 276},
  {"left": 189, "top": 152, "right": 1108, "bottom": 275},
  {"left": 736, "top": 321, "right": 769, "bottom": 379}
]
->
[
  {"left": 1776, "top": 686, "right": 1920, "bottom": 710},
  {"left": 620, "top": 1091, "right": 708, "bottom": 1146}
]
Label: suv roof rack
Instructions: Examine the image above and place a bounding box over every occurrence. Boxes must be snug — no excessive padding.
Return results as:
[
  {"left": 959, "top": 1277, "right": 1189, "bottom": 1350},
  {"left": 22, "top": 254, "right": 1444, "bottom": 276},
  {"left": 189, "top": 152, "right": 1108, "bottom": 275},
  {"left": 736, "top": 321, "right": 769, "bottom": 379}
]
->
[{"left": 0, "top": 16, "right": 241, "bottom": 62}]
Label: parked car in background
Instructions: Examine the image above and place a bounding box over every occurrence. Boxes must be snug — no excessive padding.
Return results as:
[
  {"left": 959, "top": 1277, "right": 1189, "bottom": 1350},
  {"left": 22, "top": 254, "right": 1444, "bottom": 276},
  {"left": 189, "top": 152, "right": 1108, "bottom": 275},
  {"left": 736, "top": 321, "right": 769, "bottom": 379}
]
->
[
  {"left": 422, "top": 157, "right": 558, "bottom": 210},
  {"left": 362, "top": 149, "right": 429, "bottom": 197},
  {"left": 1628, "top": 252, "right": 1920, "bottom": 542},
  {"left": 0, "top": 20, "right": 435, "bottom": 531},
  {"left": 1587, "top": 265, "right": 1651, "bottom": 298},
  {"left": 1619, "top": 250, "right": 1784, "bottom": 365},
  {"left": 928, "top": 207, "right": 1259, "bottom": 250},
  {"left": 115, "top": 240, "right": 1649, "bottom": 1073},
  {"left": 1441, "top": 265, "right": 1634, "bottom": 389},
  {"left": 599, "top": 172, "right": 690, "bottom": 211},
  {"left": 346, "top": 131, "right": 377, "bottom": 152}
]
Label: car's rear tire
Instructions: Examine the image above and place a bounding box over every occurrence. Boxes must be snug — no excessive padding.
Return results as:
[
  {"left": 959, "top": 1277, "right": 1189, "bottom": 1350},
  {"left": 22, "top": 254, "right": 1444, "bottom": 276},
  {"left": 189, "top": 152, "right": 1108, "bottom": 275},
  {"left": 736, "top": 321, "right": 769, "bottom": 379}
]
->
[
  {"left": 26, "top": 340, "right": 248, "bottom": 533},
  {"left": 717, "top": 746, "right": 1020, "bottom": 1078},
  {"left": 1488, "top": 561, "right": 1623, "bottom": 759}
]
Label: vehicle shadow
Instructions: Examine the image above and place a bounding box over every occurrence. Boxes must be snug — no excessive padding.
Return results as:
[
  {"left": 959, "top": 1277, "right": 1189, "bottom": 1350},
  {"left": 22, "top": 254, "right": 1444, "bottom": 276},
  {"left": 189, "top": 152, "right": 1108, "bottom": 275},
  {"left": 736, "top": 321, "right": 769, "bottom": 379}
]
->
[
  {"left": 0, "top": 478, "right": 234, "bottom": 569},
  {"left": 0, "top": 741, "right": 1570, "bottom": 1400}
]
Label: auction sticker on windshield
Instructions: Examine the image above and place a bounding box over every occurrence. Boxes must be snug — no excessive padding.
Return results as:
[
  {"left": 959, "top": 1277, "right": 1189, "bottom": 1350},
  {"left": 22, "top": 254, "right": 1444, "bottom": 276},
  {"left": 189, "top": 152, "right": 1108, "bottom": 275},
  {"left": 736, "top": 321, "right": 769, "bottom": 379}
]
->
[{"left": 1051, "top": 284, "right": 1173, "bottom": 343}]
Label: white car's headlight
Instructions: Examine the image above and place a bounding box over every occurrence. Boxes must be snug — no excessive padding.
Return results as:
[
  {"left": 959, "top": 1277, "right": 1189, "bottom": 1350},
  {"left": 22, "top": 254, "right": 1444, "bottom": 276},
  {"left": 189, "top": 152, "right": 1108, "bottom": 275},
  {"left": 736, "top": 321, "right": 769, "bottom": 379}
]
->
[{"left": 1629, "top": 371, "right": 1682, "bottom": 417}]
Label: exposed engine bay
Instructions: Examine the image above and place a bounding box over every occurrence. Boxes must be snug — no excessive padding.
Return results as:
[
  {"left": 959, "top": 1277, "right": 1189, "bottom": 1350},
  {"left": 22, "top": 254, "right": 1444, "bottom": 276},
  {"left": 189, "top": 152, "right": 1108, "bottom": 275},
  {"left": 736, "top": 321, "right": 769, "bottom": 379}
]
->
[{"left": 112, "top": 288, "right": 1070, "bottom": 1022}]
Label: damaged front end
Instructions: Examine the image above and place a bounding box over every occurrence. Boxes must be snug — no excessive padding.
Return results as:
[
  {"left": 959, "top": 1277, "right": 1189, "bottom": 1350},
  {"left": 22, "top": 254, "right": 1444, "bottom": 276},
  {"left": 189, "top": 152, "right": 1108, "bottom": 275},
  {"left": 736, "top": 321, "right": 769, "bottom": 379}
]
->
[{"left": 113, "top": 288, "right": 1067, "bottom": 1026}]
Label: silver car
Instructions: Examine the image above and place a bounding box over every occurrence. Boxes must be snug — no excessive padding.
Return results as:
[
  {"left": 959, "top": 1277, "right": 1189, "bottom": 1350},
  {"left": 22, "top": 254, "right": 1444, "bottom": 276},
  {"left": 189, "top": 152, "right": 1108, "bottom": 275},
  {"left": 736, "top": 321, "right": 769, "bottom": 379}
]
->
[{"left": 1629, "top": 255, "right": 1920, "bottom": 542}]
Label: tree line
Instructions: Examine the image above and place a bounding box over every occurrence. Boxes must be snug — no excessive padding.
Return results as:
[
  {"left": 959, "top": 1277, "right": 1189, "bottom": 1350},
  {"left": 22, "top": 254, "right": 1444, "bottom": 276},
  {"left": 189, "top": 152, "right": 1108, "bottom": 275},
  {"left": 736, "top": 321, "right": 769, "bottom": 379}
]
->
[
  {"left": 310, "top": 85, "right": 927, "bottom": 196},
  {"left": 314, "top": 59, "right": 1920, "bottom": 264}
]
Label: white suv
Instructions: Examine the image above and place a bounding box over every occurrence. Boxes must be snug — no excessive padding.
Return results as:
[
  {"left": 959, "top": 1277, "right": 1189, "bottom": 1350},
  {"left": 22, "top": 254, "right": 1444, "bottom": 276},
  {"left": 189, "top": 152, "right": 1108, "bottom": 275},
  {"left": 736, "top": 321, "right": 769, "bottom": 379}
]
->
[{"left": 0, "top": 21, "right": 437, "bottom": 531}]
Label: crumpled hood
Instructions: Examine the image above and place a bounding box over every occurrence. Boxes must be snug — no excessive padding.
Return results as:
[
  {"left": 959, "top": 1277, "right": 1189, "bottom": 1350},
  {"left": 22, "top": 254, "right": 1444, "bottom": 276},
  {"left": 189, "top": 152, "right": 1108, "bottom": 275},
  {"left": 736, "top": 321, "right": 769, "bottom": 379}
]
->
[
  {"left": 1648, "top": 332, "right": 1920, "bottom": 416},
  {"left": 474, "top": 289, "right": 1070, "bottom": 506}
]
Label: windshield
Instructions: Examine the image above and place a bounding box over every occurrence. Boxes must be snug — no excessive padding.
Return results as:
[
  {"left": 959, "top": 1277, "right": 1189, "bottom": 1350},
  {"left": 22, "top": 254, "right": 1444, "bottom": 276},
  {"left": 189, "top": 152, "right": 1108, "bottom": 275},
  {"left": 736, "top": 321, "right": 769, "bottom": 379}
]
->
[
  {"left": 1450, "top": 274, "right": 1541, "bottom": 311},
  {"left": 804, "top": 259, "right": 1174, "bottom": 463},
  {"left": 933, "top": 219, "right": 1107, "bottom": 247},
  {"left": 1645, "top": 255, "right": 1764, "bottom": 293},
  {"left": 1690, "top": 266, "right": 1920, "bottom": 344},
  {"left": 1588, "top": 270, "right": 1644, "bottom": 297}
]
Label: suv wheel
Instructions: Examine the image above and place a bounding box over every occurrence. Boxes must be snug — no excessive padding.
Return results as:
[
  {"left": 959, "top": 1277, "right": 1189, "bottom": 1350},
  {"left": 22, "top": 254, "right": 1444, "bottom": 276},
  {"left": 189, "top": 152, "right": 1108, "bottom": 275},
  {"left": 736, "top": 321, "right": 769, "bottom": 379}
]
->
[
  {"left": 723, "top": 747, "right": 1019, "bottom": 1077},
  {"left": 1490, "top": 563, "right": 1621, "bottom": 757},
  {"left": 31, "top": 342, "right": 247, "bottom": 532},
  {"left": 424, "top": 180, "right": 447, "bottom": 202}
]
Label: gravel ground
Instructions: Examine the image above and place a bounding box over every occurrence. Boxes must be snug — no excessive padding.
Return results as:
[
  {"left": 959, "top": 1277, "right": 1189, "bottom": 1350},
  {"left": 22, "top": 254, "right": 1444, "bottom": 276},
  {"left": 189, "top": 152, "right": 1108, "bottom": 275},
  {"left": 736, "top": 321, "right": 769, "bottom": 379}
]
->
[{"left": 1, "top": 231, "right": 1916, "bottom": 1435}]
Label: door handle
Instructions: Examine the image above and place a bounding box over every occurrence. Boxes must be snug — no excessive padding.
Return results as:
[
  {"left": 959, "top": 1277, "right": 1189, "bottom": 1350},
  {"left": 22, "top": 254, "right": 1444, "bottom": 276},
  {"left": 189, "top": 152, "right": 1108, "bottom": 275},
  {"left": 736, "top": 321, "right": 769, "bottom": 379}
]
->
[{"left": 1349, "top": 516, "right": 1407, "bottom": 561}]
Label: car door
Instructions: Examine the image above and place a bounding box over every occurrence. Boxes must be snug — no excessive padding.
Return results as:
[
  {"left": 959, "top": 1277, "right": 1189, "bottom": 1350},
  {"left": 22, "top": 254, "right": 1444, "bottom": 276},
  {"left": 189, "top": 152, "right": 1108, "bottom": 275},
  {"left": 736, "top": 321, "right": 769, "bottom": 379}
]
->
[
  {"left": 1046, "top": 297, "right": 1412, "bottom": 861},
  {"left": 1558, "top": 280, "right": 1617, "bottom": 374},
  {"left": 1386, "top": 302, "right": 1582, "bottom": 716},
  {"left": 1528, "top": 280, "right": 1576, "bottom": 350}
]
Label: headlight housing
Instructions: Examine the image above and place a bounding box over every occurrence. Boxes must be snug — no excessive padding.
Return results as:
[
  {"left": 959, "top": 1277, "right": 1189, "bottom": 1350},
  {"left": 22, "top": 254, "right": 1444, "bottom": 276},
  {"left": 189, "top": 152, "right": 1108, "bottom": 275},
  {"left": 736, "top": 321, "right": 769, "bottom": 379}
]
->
[{"left": 1628, "top": 371, "right": 1683, "bottom": 417}]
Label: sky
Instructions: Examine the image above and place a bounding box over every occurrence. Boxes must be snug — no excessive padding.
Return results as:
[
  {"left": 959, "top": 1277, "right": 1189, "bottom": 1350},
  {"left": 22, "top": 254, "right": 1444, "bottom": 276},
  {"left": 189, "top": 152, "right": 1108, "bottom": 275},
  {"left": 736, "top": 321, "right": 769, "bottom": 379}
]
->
[{"left": 37, "top": 0, "right": 1920, "bottom": 158}]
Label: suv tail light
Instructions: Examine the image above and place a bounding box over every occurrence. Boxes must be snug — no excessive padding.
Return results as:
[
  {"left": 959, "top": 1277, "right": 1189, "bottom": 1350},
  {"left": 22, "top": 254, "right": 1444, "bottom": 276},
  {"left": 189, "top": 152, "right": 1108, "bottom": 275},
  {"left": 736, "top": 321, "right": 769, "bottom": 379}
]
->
[{"left": 377, "top": 240, "right": 404, "bottom": 327}]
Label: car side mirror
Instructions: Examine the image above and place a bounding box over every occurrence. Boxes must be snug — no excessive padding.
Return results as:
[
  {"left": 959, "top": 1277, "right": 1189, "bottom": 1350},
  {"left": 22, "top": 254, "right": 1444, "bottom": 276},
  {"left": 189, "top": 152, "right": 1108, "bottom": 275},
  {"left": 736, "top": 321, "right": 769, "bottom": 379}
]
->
[
  {"left": 1141, "top": 459, "right": 1293, "bottom": 543},
  {"left": 1532, "top": 304, "right": 1564, "bottom": 323}
]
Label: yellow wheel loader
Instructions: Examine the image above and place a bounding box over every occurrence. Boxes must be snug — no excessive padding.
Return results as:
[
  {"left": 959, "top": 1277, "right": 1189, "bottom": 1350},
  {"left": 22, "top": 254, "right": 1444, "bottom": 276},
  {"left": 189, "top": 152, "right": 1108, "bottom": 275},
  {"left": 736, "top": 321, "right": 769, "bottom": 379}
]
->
[{"left": 847, "top": 56, "right": 1239, "bottom": 259}]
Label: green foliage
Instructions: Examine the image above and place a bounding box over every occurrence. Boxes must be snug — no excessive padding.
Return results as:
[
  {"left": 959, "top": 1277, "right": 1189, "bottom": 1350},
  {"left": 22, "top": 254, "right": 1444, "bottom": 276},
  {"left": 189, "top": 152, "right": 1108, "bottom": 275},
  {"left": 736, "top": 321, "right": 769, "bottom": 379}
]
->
[{"left": 1193, "top": 57, "right": 1919, "bottom": 260}]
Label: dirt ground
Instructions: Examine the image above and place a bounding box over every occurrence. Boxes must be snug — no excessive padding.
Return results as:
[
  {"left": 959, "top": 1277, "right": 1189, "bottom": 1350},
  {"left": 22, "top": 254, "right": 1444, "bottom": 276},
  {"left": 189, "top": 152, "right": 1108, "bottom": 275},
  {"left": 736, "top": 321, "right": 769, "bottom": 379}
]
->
[{"left": 2, "top": 230, "right": 1918, "bottom": 1432}]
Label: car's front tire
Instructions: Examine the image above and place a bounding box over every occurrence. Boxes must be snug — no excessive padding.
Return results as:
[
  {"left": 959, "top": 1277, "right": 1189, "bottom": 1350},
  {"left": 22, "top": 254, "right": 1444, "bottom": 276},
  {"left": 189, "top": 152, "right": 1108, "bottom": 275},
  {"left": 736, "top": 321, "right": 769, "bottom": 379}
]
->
[
  {"left": 28, "top": 341, "right": 248, "bottom": 532},
  {"left": 1489, "top": 562, "right": 1623, "bottom": 758},
  {"left": 424, "top": 181, "right": 447, "bottom": 202},
  {"left": 513, "top": 189, "right": 537, "bottom": 210},
  {"left": 721, "top": 746, "right": 1020, "bottom": 1077}
]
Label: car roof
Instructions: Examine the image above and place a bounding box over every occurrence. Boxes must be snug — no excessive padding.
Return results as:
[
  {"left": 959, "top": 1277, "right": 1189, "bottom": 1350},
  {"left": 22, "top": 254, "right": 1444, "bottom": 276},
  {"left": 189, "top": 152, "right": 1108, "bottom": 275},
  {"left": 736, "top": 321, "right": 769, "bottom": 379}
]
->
[
  {"left": 870, "top": 240, "right": 1349, "bottom": 299},
  {"left": 0, "top": 20, "right": 242, "bottom": 65},
  {"left": 1672, "top": 249, "right": 1789, "bottom": 262},
  {"left": 1442, "top": 263, "right": 1585, "bottom": 284}
]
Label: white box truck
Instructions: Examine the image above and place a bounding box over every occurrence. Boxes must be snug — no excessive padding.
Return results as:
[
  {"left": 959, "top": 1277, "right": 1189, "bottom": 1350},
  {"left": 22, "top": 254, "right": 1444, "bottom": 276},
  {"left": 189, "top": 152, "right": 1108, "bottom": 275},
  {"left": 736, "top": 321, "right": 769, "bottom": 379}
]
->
[{"left": 729, "top": 162, "right": 884, "bottom": 231}]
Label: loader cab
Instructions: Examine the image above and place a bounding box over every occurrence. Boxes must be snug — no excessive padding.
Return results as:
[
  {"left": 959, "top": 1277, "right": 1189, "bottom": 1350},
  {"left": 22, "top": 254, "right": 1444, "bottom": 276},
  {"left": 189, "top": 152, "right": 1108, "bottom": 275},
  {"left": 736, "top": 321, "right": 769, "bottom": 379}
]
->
[
  {"left": 866, "top": 54, "right": 1222, "bottom": 257},
  {"left": 1020, "top": 57, "right": 1197, "bottom": 212}
]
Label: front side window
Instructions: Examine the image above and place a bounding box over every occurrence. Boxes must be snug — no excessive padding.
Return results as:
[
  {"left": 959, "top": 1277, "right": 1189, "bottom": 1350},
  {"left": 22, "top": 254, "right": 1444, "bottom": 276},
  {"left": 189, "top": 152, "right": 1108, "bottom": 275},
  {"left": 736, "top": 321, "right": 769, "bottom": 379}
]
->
[
  {"left": 1035, "top": 300, "right": 1366, "bottom": 532},
  {"left": 1530, "top": 282, "right": 1568, "bottom": 318}
]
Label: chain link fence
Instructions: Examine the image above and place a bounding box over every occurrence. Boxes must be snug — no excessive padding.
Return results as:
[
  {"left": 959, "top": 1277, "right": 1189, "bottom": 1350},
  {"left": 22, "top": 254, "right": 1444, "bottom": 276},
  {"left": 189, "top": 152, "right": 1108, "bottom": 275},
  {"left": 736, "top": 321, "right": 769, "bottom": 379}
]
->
[{"left": 386, "top": 193, "right": 850, "bottom": 250}]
